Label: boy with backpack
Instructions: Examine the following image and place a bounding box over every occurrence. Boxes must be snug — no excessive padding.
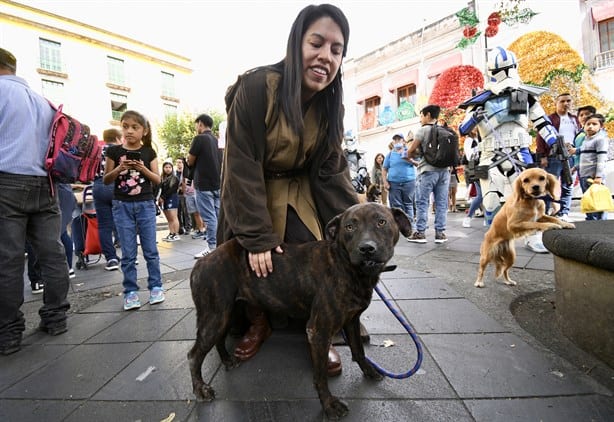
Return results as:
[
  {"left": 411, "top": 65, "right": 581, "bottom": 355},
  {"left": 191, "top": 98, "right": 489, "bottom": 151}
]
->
[{"left": 405, "top": 104, "right": 457, "bottom": 244}]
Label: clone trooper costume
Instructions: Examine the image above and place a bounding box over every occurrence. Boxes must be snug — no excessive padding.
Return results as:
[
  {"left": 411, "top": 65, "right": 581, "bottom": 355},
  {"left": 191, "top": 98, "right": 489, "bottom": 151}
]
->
[
  {"left": 459, "top": 47, "right": 559, "bottom": 253},
  {"left": 343, "top": 131, "right": 370, "bottom": 194}
]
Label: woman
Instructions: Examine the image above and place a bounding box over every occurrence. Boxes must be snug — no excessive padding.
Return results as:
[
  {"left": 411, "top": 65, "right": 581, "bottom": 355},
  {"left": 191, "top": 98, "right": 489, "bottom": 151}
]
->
[
  {"left": 158, "top": 160, "right": 181, "bottom": 241},
  {"left": 219, "top": 4, "right": 357, "bottom": 377},
  {"left": 371, "top": 153, "right": 386, "bottom": 205}
]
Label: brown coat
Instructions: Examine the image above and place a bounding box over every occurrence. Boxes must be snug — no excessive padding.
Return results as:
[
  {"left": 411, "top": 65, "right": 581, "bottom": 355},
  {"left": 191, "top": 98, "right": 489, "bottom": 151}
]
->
[{"left": 218, "top": 66, "right": 357, "bottom": 252}]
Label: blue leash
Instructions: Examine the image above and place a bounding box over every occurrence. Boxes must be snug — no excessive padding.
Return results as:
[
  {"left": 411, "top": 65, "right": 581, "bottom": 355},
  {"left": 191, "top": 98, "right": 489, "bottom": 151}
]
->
[
  {"left": 366, "top": 282, "right": 423, "bottom": 379},
  {"left": 343, "top": 266, "right": 424, "bottom": 379}
]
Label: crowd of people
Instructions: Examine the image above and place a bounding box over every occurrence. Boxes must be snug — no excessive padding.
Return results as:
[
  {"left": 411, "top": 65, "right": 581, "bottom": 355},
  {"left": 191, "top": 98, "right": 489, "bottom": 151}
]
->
[{"left": 1, "top": 3, "right": 610, "bottom": 378}]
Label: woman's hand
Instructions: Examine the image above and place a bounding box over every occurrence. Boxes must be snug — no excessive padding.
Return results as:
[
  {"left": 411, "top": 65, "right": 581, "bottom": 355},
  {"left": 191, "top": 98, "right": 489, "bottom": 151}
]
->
[{"left": 248, "top": 246, "right": 284, "bottom": 278}]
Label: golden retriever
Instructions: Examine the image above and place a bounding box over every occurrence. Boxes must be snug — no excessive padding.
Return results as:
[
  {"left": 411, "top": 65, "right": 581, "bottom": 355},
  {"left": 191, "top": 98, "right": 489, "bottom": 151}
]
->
[{"left": 475, "top": 168, "right": 575, "bottom": 288}]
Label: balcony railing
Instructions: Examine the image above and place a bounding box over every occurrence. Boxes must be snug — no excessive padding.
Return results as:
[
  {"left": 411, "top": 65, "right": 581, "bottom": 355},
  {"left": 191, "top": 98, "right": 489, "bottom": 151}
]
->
[{"left": 594, "top": 49, "right": 614, "bottom": 70}]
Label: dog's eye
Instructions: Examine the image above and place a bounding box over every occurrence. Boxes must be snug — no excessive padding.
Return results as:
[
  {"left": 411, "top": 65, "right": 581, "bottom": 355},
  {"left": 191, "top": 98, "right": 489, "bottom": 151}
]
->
[
  {"left": 539, "top": 176, "right": 545, "bottom": 181},
  {"left": 377, "top": 218, "right": 386, "bottom": 227},
  {"left": 523, "top": 178, "right": 529, "bottom": 184},
  {"left": 345, "top": 223, "right": 354, "bottom": 232}
]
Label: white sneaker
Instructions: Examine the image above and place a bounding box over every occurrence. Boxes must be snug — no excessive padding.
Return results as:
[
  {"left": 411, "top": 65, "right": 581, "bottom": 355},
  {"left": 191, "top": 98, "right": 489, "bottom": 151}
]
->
[
  {"left": 462, "top": 217, "right": 471, "bottom": 228},
  {"left": 524, "top": 239, "right": 549, "bottom": 254},
  {"left": 194, "top": 246, "right": 211, "bottom": 259},
  {"left": 558, "top": 214, "right": 572, "bottom": 223}
]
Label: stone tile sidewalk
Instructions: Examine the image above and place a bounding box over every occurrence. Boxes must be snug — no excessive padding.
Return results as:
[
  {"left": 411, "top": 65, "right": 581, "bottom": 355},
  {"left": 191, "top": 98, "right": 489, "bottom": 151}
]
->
[{"left": 2, "top": 208, "right": 613, "bottom": 421}]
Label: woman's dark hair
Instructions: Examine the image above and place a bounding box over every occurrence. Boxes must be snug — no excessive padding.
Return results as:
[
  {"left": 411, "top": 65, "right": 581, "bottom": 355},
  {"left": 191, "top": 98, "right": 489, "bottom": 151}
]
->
[
  {"left": 373, "top": 153, "right": 385, "bottom": 169},
  {"left": 120, "top": 110, "right": 152, "bottom": 147},
  {"left": 278, "top": 3, "right": 349, "bottom": 142}
]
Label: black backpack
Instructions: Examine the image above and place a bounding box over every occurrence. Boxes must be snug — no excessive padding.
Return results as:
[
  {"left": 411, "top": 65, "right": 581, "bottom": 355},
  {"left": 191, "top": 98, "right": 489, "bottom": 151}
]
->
[{"left": 421, "top": 124, "right": 460, "bottom": 168}]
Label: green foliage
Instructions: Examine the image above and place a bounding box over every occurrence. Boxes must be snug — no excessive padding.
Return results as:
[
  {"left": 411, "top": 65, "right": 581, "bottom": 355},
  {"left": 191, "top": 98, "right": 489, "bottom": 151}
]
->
[
  {"left": 456, "top": 7, "right": 479, "bottom": 26},
  {"left": 157, "top": 110, "right": 226, "bottom": 159}
]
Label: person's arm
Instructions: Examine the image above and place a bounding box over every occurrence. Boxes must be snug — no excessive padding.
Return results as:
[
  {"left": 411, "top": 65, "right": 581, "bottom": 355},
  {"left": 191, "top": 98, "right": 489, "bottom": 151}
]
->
[{"left": 222, "top": 72, "right": 279, "bottom": 253}]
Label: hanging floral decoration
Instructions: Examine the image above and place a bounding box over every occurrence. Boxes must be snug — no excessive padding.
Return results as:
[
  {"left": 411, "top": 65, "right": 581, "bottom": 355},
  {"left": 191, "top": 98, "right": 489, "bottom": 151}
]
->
[
  {"left": 455, "top": 8, "right": 481, "bottom": 49},
  {"left": 508, "top": 30, "right": 614, "bottom": 136},
  {"left": 497, "top": 0, "right": 538, "bottom": 26},
  {"left": 456, "top": 1, "right": 538, "bottom": 50},
  {"left": 428, "top": 65, "right": 485, "bottom": 132},
  {"left": 484, "top": 12, "right": 500, "bottom": 38}
]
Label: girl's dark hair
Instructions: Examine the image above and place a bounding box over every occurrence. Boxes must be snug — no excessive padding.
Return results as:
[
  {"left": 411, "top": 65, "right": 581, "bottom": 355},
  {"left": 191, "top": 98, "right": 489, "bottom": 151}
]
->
[
  {"left": 120, "top": 110, "right": 152, "bottom": 147},
  {"left": 278, "top": 3, "right": 349, "bottom": 142},
  {"left": 373, "top": 153, "right": 385, "bottom": 168},
  {"left": 161, "top": 161, "right": 174, "bottom": 179}
]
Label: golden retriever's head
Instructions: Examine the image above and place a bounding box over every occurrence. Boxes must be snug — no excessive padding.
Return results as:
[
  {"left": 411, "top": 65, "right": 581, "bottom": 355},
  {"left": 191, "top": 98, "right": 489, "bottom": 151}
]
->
[{"left": 513, "top": 168, "right": 559, "bottom": 200}]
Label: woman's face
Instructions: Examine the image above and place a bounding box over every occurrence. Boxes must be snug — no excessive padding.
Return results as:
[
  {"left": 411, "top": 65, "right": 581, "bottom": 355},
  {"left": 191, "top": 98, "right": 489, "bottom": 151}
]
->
[
  {"left": 301, "top": 16, "right": 344, "bottom": 102},
  {"left": 376, "top": 155, "right": 384, "bottom": 164},
  {"left": 163, "top": 163, "right": 173, "bottom": 174}
]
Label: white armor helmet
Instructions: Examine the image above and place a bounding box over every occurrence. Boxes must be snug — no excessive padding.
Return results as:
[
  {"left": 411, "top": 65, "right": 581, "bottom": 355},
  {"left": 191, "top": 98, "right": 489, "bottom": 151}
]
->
[
  {"left": 343, "top": 130, "right": 359, "bottom": 152},
  {"left": 487, "top": 47, "right": 519, "bottom": 84}
]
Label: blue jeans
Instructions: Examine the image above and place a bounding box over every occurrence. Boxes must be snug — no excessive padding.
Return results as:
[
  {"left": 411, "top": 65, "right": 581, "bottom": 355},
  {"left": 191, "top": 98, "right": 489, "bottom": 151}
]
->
[
  {"left": 544, "top": 158, "right": 572, "bottom": 215},
  {"left": 195, "top": 189, "right": 220, "bottom": 248},
  {"left": 112, "top": 200, "right": 161, "bottom": 293},
  {"left": 579, "top": 177, "right": 607, "bottom": 220},
  {"left": 467, "top": 182, "right": 483, "bottom": 218},
  {"left": 388, "top": 180, "right": 416, "bottom": 221},
  {"left": 58, "top": 183, "right": 76, "bottom": 268},
  {"left": 93, "top": 178, "right": 119, "bottom": 261},
  {"left": 415, "top": 170, "right": 450, "bottom": 233},
  {"left": 0, "top": 174, "right": 70, "bottom": 343}
]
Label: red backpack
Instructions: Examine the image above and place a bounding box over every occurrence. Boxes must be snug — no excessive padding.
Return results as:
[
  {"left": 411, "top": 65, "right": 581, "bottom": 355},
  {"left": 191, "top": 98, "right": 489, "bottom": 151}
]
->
[{"left": 45, "top": 103, "right": 102, "bottom": 186}]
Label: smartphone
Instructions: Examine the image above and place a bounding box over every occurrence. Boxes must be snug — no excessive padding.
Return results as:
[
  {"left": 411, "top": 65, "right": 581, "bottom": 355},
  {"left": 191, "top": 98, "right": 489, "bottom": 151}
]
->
[{"left": 126, "top": 150, "right": 141, "bottom": 161}]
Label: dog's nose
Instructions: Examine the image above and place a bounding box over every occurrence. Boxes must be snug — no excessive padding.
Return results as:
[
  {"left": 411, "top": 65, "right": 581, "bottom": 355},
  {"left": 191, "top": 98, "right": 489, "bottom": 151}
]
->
[
  {"left": 531, "top": 185, "right": 541, "bottom": 191},
  {"left": 359, "top": 241, "right": 377, "bottom": 256}
]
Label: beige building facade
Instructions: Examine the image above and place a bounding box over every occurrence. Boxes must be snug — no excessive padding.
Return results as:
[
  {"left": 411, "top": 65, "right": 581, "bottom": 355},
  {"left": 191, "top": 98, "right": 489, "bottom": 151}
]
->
[{"left": 0, "top": 0, "right": 193, "bottom": 148}]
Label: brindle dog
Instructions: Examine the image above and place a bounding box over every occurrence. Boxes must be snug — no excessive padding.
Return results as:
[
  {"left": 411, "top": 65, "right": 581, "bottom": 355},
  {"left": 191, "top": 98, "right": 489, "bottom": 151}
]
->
[{"left": 188, "top": 203, "right": 412, "bottom": 420}]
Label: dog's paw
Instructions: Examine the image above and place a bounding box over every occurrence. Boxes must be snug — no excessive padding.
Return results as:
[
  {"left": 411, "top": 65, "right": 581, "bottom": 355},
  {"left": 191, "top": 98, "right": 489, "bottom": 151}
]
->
[
  {"left": 474, "top": 280, "right": 485, "bottom": 288},
  {"left": 562, "top": 222, "right": 576, "bottom": 229},
  {"left": 222, "top": 355, "right": 241, "bottom": 370},
  {"left": 504, "top": 279, "right": 517, "bottom": 286},
  {"left": 193, "top": 384, "right": 215, "bottom": 402},
  {"left": 324, "top": 397, "right": 349, "bottom": 420}
]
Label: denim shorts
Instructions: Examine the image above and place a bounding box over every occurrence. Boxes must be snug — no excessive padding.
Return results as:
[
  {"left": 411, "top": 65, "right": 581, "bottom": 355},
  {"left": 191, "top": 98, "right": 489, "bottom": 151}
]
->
[{"left": 162, "top": 193, "right": 179, "bottom": 210}]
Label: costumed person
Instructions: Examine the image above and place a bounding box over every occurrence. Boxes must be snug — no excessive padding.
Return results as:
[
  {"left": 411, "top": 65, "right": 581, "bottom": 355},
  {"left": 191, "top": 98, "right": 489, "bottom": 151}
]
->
[
  {"left": 343, "top": 130, "right": 370, "bottom": 201},
  {"left": 458, "top": 46, "right": 560, "bottom": 253}
]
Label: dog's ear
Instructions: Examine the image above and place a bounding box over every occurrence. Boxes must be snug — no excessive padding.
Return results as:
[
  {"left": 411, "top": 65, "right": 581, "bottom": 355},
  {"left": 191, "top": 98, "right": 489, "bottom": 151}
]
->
[
  {"left": 325, "top": 213, "right": 342, "bottom": 240},
  {"left": 390, "top": 207, "right": 413, "bottom": 237},
  {"left": 546, "top": 172, "right": 560, "bottom": 200},
  {"left": 513, "top": 174, "right": 525, "bottom": 198}
]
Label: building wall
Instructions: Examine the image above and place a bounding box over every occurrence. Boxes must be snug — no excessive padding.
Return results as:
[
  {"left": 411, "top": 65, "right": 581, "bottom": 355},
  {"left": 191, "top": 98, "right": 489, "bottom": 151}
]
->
[{"left": 0, "top": 1, "right": 193, "bottom": 153}]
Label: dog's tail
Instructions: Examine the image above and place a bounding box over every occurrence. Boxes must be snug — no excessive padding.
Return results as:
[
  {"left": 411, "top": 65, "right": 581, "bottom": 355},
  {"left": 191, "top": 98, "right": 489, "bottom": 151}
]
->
[{"left": 491, "top": 240, "right": 513, "bottom": 278}]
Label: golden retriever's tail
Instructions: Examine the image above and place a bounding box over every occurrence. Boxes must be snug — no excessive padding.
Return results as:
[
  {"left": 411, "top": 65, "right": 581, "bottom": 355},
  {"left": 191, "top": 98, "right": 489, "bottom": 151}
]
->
[{"left": 491, "top": 240, "right": 514, "bottom": 278}]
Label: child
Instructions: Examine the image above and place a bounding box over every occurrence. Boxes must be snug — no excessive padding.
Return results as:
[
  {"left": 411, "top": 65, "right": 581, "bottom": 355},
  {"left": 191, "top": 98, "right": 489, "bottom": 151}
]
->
[
  {"left": 158, "top": 160, "right": 181, "bottom": 242},
  {"left": 570, "top": 113, "right": 609, "bottom": 220},
  {"left": 103, "top": 110, "right": 164, "bottom": 310}
]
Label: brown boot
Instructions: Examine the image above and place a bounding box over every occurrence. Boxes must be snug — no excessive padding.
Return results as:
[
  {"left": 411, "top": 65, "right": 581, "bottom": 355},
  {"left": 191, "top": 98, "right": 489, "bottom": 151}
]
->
[
  {"left": 327, "top": 345, "right": 342, "bottom": 377},
  {"left": 233, "top": 309, "right": 272, "bottom": 361}
]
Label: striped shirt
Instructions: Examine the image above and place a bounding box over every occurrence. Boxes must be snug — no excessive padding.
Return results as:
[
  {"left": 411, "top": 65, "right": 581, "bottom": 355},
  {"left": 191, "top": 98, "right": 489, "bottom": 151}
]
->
[
  {"left": 0, "top": 75, "right": 55, "bottom": 176},
  {"left": 578, "top": 130, "right": 609, "bottom": 179}
]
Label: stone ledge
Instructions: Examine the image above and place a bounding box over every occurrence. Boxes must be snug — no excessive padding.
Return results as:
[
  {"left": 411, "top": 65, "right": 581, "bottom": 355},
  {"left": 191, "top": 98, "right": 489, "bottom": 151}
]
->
[
  {"left": 544, "top": 220, "right": 614, "bottom": 369},
  {"left": 543, "top": 220, "right": 614, "bottom": 272}
]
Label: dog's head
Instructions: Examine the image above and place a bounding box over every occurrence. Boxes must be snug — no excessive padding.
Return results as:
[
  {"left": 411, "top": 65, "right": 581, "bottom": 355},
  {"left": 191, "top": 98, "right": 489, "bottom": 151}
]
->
[
  {"left": 366, "top": 184, "right": 382, "bottom": 202},
  {"left": 513, "top": 168, "right": 559, "bottom": 200},
  {"left": 325, "top": 203, "right": 412, "bottom": 275}
]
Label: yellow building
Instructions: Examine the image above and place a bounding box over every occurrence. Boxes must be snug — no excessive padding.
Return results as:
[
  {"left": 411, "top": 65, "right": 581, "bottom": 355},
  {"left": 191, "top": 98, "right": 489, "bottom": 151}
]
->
[{"left": 0, "top": 0, "right": 193, "bottom": 147}]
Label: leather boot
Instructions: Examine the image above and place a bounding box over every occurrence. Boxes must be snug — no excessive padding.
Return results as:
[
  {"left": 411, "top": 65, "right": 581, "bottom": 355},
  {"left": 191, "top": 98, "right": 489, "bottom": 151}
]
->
[
  {"left": 233, "top": 308, "right": 272, "bottom": 361},
  {"left": 327, "top": 345, "right": 342, "bottom": 377}
]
